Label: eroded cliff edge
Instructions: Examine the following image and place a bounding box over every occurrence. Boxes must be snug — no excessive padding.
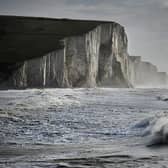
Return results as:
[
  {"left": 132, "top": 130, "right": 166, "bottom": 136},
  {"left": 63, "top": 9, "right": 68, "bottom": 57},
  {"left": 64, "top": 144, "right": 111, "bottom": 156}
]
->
[{"left": 0, "top": 16, "right": 131, "bottom": 88}]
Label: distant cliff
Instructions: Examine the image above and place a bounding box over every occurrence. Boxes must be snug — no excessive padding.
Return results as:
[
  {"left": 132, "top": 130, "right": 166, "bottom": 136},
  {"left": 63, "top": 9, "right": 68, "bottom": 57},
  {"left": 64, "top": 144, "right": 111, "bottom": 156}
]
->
[{"left": 128, "top": 56, "right": 168, "bottom": 87}]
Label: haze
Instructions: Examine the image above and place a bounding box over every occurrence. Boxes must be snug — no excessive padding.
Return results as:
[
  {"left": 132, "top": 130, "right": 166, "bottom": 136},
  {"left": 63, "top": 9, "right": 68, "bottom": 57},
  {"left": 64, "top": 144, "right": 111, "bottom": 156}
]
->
[{"left": 0, "top": 0, "right": 168, "bottom": 72}]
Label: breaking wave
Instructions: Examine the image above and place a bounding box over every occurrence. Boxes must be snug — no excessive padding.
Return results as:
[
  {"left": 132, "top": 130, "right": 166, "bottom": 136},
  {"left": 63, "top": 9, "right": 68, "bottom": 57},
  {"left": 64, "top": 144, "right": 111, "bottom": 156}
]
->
[{"left": 134, "top": 114, "right": 168, "bottom": 146}]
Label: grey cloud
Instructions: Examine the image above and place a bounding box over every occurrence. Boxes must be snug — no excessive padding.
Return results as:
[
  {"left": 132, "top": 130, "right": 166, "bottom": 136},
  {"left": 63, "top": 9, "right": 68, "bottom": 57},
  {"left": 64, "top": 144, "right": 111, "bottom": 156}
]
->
[{"left": 64, "top": 0, "right": 100, "bottom": 6}]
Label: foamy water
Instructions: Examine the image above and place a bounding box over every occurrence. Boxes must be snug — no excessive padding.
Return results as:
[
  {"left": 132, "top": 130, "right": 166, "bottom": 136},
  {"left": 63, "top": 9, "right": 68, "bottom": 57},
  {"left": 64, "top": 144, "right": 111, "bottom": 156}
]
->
[{"left": 1, "top": 88, "right": 168, "bottom": 167}]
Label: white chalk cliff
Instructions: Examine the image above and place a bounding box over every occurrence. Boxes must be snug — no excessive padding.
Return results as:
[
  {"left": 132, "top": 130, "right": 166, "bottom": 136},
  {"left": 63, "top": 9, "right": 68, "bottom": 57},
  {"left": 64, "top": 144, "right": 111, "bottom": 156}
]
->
[
  {"left": 0, "top": 16, "right": 167, "bottom": 89},
  {"left": 12, "top": 23, "right": 132, "bottom": 88},
  {"left": 128, "top": 56, "right": 168, "bottom": 87}
]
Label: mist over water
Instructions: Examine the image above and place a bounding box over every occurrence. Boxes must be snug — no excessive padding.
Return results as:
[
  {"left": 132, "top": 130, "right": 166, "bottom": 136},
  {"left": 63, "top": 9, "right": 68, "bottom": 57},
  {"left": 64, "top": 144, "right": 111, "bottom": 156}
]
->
[
  {"left": 1, "top": 88, "right": 168, "bottom": 167},
  {"left": 135, "top": 85, "right": 168, "bottom": 89}
]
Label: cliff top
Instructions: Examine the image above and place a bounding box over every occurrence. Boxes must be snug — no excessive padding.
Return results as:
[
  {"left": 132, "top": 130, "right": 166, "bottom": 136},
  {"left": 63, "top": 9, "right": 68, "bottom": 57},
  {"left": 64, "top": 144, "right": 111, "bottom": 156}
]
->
[{"left": 0, "top": 15, "right": 124, "bottom": 63}]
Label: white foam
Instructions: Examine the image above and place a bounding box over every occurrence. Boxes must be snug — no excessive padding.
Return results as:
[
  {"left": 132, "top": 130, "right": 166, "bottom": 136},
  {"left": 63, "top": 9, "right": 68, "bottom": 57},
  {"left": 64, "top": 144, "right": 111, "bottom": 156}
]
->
[{"left": 142, "top": 116, "right": 168, "bottom": 146}]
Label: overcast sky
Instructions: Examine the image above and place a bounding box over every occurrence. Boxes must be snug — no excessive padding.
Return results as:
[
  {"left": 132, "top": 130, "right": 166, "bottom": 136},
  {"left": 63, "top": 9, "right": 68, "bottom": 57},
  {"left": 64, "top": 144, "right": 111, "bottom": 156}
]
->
[{"left": 0, "top": 0, "right": 168, "bottom": 72}]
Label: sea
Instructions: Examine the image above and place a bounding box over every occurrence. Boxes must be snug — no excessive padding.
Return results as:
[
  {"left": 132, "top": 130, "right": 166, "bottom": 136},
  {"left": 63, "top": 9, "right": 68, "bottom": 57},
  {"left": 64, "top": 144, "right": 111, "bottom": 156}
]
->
[{"left": 0, "top": 88, "right": 168, "bottom": 168}]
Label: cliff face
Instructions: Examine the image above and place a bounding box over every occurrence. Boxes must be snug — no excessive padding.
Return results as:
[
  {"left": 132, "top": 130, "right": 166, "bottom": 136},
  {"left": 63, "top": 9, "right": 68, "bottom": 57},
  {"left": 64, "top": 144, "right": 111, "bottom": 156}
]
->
[
  {"left": 8, "top": 23, "right": 131, "bottom": 88},
  {"left": 1, "top": 16, "right": 167, "bottom": 89},
  {"left": 128, "top": 56, "right": 141, "bottom": 86}
]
